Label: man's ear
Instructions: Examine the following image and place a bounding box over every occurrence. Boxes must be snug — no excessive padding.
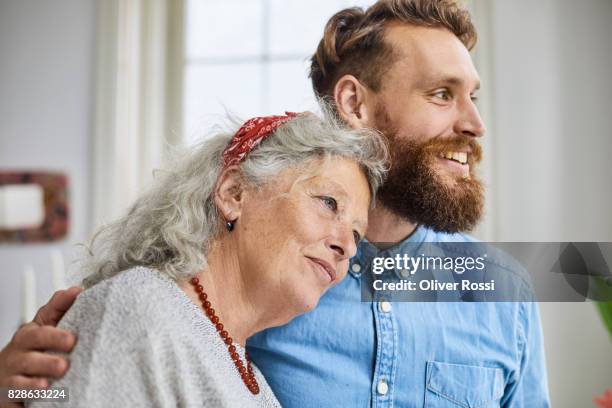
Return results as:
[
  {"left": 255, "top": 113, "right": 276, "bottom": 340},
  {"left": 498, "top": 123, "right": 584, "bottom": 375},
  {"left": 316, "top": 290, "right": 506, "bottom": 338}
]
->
[
  {"left": 214, "top": 165, "right": 245, "bottom": 222},
  {"left": 333, "top": 74, "right": 374, "bottom": 128}
]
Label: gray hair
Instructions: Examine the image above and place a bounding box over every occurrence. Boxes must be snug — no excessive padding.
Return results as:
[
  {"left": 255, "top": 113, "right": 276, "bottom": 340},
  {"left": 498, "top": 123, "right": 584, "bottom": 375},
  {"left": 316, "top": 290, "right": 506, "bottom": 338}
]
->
[{"left": 81, "top": 112, "right": 388, "bottom": 287}]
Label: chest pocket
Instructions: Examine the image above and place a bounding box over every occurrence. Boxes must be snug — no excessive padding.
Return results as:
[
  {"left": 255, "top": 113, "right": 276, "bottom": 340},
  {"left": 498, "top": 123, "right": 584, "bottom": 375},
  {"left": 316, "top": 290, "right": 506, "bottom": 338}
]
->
[{"left": 425, "top": 361, "right": 504, "bottom": 408}]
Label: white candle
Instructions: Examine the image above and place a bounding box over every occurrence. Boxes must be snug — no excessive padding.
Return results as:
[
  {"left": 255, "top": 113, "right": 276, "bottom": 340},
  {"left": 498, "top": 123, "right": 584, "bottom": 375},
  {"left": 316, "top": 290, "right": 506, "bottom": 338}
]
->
[
  {"left": 51, "top": 249, "right": 65, "bottom": 291},
  {"left": 22, "top": 265, "right": 36, "bottom": 323}
]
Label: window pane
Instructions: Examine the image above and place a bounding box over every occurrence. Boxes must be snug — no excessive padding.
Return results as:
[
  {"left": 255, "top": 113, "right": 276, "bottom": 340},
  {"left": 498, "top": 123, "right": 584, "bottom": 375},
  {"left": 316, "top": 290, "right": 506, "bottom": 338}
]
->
[
  {"left": 268, "top": 0, "right": 377, "bottom": 56},
  {"left": 183, "top": 63, "right": 264, "bottom": 143},
  {"left": 182, "top": 0, "right": 380, "bottom": 143},
  {"left": 185, "top": 0, "right": 264, "bottom": 59},
  {"left": 267, "top": 59, "right": 319, "bottom": 115}
]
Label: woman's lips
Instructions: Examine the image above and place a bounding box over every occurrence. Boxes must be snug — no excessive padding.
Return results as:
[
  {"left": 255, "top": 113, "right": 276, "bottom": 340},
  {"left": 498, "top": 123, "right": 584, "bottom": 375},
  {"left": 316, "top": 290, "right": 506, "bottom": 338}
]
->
[{"left": 306, "top": 257, "right": 337, "bottom": 283}]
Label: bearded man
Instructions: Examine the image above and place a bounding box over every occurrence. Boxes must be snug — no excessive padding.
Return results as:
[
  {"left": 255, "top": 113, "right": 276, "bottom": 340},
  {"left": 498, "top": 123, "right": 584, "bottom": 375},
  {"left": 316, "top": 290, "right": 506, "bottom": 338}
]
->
[
  {"left": 0, "top": 1, "right": 549, "bottom": 407},
  {"left": 247, "top": 1, "right": 549, "bottom": 406}
]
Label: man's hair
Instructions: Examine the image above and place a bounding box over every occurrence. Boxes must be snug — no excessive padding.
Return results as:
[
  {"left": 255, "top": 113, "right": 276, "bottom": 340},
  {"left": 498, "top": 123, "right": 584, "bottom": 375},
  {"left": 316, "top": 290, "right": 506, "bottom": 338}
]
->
[{"left": 310, "top": 0, "right": 477, "bottom": 99}]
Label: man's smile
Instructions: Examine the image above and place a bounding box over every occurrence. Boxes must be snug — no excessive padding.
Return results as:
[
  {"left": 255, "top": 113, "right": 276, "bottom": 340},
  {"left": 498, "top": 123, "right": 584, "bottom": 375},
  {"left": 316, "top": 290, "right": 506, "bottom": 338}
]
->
[{"left": 437, "top": 151, "right": 470, "bottom": 177}]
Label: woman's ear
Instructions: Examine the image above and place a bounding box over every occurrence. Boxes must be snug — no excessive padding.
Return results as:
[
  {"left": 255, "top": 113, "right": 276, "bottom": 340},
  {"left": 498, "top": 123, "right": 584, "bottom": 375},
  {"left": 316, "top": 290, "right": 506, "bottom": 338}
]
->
[
  {"left": 214, "top": 165, "right": 245, "bottom": 222},
  {"left": 333, "top": 74, "right": 374, "bottom": 128}
]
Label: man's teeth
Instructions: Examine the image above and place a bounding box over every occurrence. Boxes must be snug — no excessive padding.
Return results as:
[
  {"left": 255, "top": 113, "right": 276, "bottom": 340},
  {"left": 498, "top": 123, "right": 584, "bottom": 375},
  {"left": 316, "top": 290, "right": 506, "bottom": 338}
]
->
[{"left": 443, "top": 151, "right": 468, "bottom": 165}]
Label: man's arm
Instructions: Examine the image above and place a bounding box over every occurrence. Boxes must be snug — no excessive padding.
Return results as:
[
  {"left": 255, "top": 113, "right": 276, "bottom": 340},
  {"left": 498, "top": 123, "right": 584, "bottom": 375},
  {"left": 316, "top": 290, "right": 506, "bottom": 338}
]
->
[{"left": 0, "top": 288, "right": 81, "bottom": 395}]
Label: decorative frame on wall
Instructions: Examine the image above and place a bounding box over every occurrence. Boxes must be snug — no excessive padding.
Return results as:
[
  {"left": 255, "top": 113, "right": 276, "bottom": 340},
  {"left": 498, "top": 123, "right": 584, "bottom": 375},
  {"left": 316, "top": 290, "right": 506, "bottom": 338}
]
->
[{"left": 0, "top": 171, "right": 69, "bottom": 243}]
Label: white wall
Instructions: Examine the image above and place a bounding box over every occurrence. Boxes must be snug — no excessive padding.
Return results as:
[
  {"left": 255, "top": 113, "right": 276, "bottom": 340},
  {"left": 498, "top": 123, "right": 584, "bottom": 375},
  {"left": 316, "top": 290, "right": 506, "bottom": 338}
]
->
[
  {"left": 0, "top": 0, "right": 96, "bottom": 345},
  {"left": 485, "top": 0, "right": 612, "bottom": 406}
]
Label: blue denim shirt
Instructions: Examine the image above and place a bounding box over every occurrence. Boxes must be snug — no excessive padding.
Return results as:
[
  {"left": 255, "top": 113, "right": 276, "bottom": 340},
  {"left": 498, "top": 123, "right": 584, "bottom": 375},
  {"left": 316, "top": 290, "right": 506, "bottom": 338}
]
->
[{"left": 247, "top": 226, "right": 550, "bottom": 407}]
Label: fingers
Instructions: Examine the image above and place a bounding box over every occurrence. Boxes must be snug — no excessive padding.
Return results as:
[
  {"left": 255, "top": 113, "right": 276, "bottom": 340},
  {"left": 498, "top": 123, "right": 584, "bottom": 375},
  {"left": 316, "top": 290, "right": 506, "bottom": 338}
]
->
[
  {"left": 0, "top": 289, "right": 78, "bottom": 405},
  {"left": 33, "top": 287, "right": 82, "bottom": 327},
  {"left": 0, "top": 402, "right": 26, "bottom": 408},
  {"left": 3, "top": 375, "right": 48, "bottom": 389},
  {"left": 14, "top": 326, "right": 75, "bottom": 354},
  {"left": 7, "top": 352, "right": 69, "bottom": 379},
  {"left": 0, "top": 325, "right": 73, "bottom": 389}
]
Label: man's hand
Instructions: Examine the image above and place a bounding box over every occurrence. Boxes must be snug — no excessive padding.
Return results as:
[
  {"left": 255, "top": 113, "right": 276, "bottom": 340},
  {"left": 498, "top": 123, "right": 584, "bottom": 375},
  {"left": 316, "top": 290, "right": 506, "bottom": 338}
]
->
[{"left": 0, "top": 287, "right": 81, "bottom": 406}]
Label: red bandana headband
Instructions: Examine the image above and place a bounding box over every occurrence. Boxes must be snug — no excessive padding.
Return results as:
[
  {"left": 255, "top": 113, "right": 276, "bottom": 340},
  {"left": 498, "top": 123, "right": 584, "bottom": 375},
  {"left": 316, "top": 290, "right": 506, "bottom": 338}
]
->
[{"left": 221, "top": 112, "right": 300, "bottom": 168}]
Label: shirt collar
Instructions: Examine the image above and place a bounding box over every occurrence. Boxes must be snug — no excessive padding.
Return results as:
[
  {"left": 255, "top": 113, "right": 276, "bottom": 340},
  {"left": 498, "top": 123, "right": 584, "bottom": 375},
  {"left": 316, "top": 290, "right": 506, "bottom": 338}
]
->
[{"left": 348, "top": 225, "right": 430, "bottom": 279}]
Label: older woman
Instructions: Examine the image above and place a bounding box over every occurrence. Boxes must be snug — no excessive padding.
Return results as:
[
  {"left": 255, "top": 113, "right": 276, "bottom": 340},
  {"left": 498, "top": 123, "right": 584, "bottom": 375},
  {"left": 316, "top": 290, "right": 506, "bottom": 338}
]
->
[{"left": 29, "top": 112, "right": 386, "bottom": 407}]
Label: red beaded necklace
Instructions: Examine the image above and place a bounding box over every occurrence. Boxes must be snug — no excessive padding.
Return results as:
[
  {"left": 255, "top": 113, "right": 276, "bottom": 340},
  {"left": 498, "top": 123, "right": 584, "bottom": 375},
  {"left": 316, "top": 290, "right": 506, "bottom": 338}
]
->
[{"left": 190, "top": 277, "right": 260, "bottom": 395}]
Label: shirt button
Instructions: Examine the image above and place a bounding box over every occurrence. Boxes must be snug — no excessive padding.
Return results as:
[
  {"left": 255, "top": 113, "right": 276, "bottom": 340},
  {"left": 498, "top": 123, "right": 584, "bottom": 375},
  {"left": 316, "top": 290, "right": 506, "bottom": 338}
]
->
[
  {"left": 400, "top": 268, "right": 410, "bottom": 278},
  {"left": 380, "top": 301, "right": 392, "bottom": 313},
  {"left": 377, "top": 379, "right": 388, "bottom": 395},
  {"left": 351, "top": 263, "right": 362, "bottom": 273}
]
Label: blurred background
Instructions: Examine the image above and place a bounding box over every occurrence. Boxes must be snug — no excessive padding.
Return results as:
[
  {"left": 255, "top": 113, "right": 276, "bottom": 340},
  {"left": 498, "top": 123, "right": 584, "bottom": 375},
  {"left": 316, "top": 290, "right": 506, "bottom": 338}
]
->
[{"left": 0, "top": 0, "right": 610, "bottom": 406}]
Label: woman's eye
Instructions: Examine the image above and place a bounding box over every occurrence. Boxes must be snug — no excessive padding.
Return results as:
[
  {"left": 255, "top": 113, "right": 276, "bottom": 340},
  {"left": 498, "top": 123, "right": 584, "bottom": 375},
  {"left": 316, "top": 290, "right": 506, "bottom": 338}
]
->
[{"left": 320, "top": 196, "right": 338, "bottom": 212}]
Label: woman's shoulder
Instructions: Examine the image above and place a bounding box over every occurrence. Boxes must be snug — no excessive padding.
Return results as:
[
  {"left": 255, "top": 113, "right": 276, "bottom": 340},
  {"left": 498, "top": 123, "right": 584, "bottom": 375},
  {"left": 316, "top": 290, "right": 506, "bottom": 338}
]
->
[
  {"left": 79, "top": 266, "right": 174, "bottom": 307},
  {"left": 60, "top": 267, "right": 190, "bottom": 337}
]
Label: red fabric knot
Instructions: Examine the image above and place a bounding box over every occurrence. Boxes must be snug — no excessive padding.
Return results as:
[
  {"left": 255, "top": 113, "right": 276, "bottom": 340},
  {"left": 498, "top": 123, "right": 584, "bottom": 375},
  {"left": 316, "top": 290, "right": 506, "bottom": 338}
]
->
[{"left": 221, "top": 112, "right": 300, "bottom": 168}]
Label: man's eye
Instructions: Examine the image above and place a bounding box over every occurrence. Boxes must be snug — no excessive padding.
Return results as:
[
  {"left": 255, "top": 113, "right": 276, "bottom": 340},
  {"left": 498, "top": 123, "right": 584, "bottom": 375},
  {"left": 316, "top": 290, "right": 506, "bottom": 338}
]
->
[
  {"left": 320, "top": 196, "right": 338, "bottom": 212},
  {"left": 470, "top": 94, "right": 479, "bottom": 102},
  {"left": 353, "top": 230, "right": 362, "bottom": 244},
  {"left": 433, "top": 90, "right": 451, "bottom": 101}
]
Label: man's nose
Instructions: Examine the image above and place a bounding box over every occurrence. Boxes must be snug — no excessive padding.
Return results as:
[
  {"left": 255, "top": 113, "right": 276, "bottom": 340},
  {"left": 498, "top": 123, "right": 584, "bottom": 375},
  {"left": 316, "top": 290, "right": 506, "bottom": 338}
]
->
[{"left": 454, "top": 99, "right": 486, "bottom": 138}]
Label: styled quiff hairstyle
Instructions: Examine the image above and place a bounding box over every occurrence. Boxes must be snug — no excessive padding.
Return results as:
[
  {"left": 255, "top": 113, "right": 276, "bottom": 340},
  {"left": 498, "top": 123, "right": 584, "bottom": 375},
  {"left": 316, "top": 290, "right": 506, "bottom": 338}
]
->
[{"left": 310, "top": 0, "right": 477, "bottom": 99}]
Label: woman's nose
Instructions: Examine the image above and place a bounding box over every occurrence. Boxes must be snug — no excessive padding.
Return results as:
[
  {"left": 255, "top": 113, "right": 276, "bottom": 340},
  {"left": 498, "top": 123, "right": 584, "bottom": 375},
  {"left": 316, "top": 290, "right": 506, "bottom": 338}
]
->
[{"left": 326, "top": 226, "right": 357, "bottom": 261}]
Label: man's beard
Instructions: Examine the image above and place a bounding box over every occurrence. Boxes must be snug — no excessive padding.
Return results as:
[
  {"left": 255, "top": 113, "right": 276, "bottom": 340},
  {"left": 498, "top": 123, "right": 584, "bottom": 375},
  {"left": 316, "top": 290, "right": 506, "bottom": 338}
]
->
[{"left": 375, "top": 107, "right": 485, "bottom": 233}]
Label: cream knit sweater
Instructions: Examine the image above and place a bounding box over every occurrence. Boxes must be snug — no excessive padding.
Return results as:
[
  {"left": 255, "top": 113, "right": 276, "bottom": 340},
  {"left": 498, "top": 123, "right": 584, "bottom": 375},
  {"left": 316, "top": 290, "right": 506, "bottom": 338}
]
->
[{"left": 29, "top": 267, "right": 281, "bottom": 408}]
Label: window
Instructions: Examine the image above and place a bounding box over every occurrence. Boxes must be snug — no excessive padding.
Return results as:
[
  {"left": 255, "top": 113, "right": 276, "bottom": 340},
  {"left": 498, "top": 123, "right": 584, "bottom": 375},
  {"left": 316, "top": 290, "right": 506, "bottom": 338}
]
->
[{"left": 182, "top": 0, "right": 375, "bottom": 143}]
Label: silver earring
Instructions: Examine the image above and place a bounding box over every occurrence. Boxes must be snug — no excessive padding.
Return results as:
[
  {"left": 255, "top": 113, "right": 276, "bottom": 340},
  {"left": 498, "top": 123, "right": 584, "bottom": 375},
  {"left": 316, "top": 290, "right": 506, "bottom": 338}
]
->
[{"left": 226, "top": 220, "right": 235, "bottom": 232}]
